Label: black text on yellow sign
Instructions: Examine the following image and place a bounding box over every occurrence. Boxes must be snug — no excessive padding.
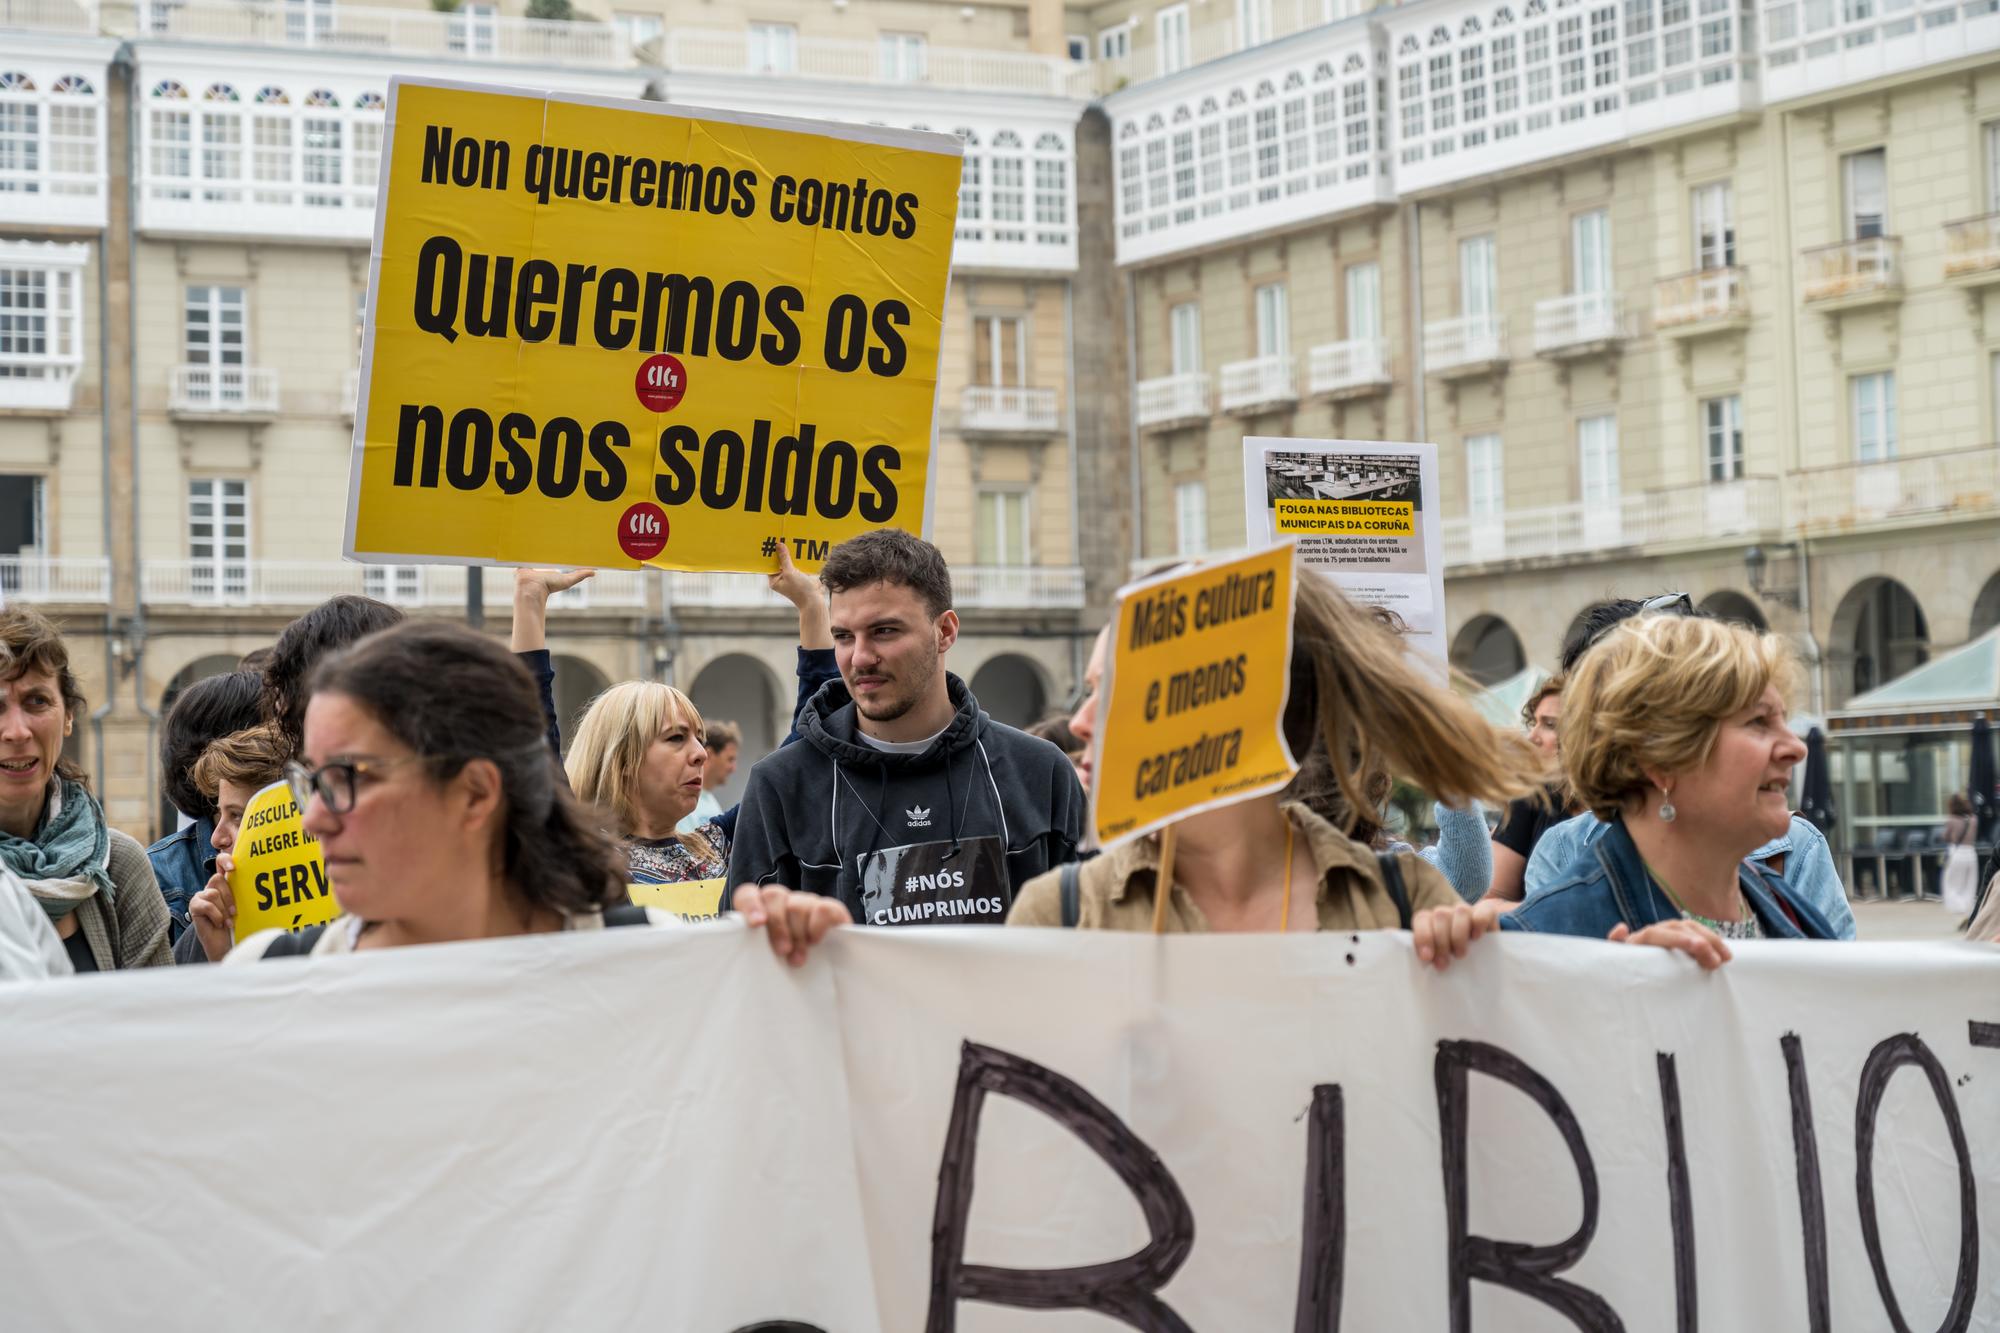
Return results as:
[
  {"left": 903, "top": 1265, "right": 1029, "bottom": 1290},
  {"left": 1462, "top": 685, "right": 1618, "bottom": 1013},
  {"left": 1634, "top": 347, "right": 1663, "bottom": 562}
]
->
[
  {"left": 227, "top": 781, "right": 340, "bottom": 943},
  {"left": 346, "top": 80, "right": 961, "bottom": 575},
  {"left": 1092, "top": 543, "right": 1301, "bottom": 847},
  {"left": 1273, "top": 498, "right": 1416, "bottom": 537}
]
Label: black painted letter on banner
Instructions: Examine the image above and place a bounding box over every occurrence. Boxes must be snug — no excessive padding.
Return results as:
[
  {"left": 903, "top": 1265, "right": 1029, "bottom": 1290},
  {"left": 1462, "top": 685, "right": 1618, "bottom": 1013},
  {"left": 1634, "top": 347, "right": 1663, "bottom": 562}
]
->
[
  {"left": 1294, "top": 1084, "right": 1345, "bottom": 1333},
  {"left": 1434, "top": 1040, "right": 1624, "bottom": 1333},
  {"left": 926, "top": 1041, "right": 1195, "bottom": 1333},
  {"left": 1656, "top": 1053, "right": 1697, "bottom": 1333},
  {"left": 1854, "top": 1033, "right": 1979, "bottom": 1333},
  {"left": 1781, "top": 1034, "right": 1831, "bottom": 1333}
]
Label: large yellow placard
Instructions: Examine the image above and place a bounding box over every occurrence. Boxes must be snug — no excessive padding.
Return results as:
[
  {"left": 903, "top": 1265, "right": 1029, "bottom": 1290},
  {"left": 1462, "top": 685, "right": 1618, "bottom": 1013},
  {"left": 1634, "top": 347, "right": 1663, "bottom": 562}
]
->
[
  {"left": 227, "top": 781, "right": 340, "bottom": 943},
  {"left": 346, "top": 79, "right": 960, "bottom": 573},
  {"left": 1091, "top": 543, "right": 1301, "bottom": 847}
]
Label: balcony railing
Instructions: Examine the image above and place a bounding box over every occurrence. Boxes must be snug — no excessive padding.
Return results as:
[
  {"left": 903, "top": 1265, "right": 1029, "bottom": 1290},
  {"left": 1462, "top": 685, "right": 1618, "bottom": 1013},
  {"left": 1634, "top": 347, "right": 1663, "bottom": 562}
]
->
[
  {"left": 0, "top": 556, "right": 111, "bottom": 602},
  {"left": 1306, "top": 339, "right": 1392, "bottom": 397},
  {"left": 1090, "top": 0, "right": 1344, "bottom": 93},
  {"left": 1655, "top": 267, "right": 1749, "bottom": 331},
  {"left": 1441, "top": 478, "right": 1781, "bottom": 568},
  {"left": 0, "top": 0, "right": 96, "bottom": 30},
  {"left": 1532, "top": 292, "right": 1627, "bottom": 356},
  {"left": 1792, "top": 446, "right": 2000, "bottom": 533},
  {"left": 1801, "top": 237, "right": 1902, "bottom": 306},
  {"left": 1944, "top": 213, "right": 2000, "bottom": 283},
  {"left": 954, "top": 565, "right": 1085, "bottom": 610},
  {"left": 168, "top": 365, "right": 280, "bottom": 416},
  {"left": 663, "top": 28, "right": 1085, "bottom": 95},
  {"left": 0, "top": 358, "right": 82, "bottom": 413},
  {"left": 142, "top": 561, "right": 650, "bottom": 608},
  {"left": 958, "top": 385, "right": 1060, "bottom": 435},
  {"left": 1425, "top": 315, "right": 1508, "bottom": 376},
  {"left": 137, "top": 1, "right": 630, "bottom": 65},
  {"left": 1135, "top": 372, "right": 1210, "bottom": 430},
  {"left": 665, "top": 572, "right": 790, "bottom": 609},
  {"left": 1217, "top": 354, "right": 1297, "bottom": 415}
]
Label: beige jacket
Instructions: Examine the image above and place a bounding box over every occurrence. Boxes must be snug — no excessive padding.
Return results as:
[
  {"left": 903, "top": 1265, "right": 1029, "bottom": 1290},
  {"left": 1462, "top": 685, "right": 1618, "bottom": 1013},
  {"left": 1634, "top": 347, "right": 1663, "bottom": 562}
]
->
[
  {"left": 1968, "top": 873, "right": 2000, "bottom": 943},
  {"left": 1009, "top": 802, "right": 1459, "bottom": 932}
]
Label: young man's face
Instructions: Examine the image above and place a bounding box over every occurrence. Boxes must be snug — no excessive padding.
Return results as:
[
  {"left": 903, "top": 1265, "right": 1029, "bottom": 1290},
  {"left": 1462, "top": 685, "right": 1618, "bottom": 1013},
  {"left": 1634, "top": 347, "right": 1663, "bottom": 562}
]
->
[{"left": 829, "top": 580, "right": 958, "bottom": 726}]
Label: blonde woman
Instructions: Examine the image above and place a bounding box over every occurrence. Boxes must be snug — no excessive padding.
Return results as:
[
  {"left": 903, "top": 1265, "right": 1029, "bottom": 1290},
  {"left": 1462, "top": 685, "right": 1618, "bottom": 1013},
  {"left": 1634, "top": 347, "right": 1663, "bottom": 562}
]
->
[
  {"left": 1497, "top": 614, "right": 1838, "bottom": 960},
  {"left": 1007, "top": 567, "right": 1546, "bottom": 949},
  {"left": 567, "top": 682, "right": 728, "bottom": 884}
]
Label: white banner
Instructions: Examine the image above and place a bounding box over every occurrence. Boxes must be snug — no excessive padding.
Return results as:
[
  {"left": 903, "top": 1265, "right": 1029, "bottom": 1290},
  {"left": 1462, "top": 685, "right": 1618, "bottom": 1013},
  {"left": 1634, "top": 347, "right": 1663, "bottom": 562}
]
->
[{"left": 0, "top": 927, "right": 1994, "bottom": 1330}]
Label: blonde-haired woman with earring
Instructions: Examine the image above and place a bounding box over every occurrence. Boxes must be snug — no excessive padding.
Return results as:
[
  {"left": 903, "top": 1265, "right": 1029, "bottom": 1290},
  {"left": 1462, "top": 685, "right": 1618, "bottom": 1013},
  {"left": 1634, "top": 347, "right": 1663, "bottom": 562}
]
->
[{"left": 1498, "top": 613, "right": 1841, "bottom": 964}]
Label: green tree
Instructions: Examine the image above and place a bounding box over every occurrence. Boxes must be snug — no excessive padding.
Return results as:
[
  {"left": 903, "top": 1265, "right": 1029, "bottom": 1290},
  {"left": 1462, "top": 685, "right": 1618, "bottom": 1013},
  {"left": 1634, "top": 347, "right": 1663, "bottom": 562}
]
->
[{"left": 525, "top": 0, "right": 575, "bottom": 20}]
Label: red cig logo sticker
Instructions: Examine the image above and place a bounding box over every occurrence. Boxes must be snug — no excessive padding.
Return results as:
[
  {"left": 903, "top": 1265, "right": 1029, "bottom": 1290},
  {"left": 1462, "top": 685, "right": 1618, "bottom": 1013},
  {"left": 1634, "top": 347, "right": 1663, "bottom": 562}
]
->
[
  {"left": 635, "top": 354, "right": 686, "bottom": 412},
  {"left": 618, "top": 503, "right": 669, "bottom": 561}
]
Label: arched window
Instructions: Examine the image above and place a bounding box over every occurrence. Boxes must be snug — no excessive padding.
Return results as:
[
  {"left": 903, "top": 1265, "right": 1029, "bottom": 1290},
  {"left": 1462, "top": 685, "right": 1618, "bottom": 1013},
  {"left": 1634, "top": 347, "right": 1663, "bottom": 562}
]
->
[
  {"left": 1031, "top": 131, "right": 1067, "bottom": 241},
  {"left": 41, "top": 75, "right": 99, "bottom": 190},
  {"left": 302, "top": 91, "right": 343, "bottom": 205},
  {"left": 0, "top": 71, "right": 36, "bottom": 91},
  {"left": 990, "top": 130, "right": 1025, "bottom": 239},
  {"left": 51, "top": 75, "right": 93, "bottom": 94},
  {"left": 148, "top": 80, "right": 192, "bottom": 197},
  {"left": 354, "top": 94, "right": 386, "bottom": 205},
  {"left": 254, "top": 86, "right": 288, "bottom": 104},
  {"left": 954, "top": 128, "right": 982, "bottom": 233},
  {"left": 198, "top": 84, "right": 244, "bottom": 199},
  {"left": 354, "top": 91, "right": 385, "bottom": 111},
  {"left": 252, "top": 86, "right": 292, "bottom": 204}
]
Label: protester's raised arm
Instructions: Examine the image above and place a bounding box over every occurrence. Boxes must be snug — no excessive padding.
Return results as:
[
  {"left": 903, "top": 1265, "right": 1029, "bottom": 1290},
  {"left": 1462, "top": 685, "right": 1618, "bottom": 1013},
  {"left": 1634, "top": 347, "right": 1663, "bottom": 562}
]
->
[
  {"left": 768, "top": 541, "right": 831, "bottom": 651},
  {"left": 510, "top": 568, "right": 594, "bottom": 653}
]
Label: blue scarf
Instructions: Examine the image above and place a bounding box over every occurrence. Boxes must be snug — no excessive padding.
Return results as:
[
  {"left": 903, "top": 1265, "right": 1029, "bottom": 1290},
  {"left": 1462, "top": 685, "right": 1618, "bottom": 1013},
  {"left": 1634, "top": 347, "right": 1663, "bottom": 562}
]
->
[{"left": 0, "top": 778, "right": 114, "bottom": 922}]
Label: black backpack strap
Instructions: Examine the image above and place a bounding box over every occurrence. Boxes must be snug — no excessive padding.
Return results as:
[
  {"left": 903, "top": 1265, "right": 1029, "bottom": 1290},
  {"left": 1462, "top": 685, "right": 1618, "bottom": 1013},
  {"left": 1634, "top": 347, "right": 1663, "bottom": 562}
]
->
[
  {"left": 257, "top": 924, "right": 329, "bottom": 958},
  {"left": 602, "top": 903, "right": 652, "bottom": 928},
  {"left": 1375, "top": 851, "right": 1413, "bottom": 930},
  {"left": 1059, "top": 859, "right": 1082, "bottom": 929}
]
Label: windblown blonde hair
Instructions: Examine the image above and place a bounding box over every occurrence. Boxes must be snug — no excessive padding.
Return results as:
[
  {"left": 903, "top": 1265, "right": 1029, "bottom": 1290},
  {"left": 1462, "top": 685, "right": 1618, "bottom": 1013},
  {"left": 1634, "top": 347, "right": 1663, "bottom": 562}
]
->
[
  {"left": 566, "top": 682, "right": 716, "bottom": 852},
  {"left": 1283, "top": 569, "right": 1547, "bottom": 834},
  {"left": 1560, "top": 614, "right": 1797, "bottom": 821}
]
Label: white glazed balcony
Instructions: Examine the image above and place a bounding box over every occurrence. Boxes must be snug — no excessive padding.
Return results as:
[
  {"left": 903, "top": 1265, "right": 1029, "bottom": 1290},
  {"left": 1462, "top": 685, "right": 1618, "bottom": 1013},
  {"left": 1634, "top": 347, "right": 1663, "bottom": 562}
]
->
[
  {"left": 1944, "top": 213, "right": 2000, "bottom": 285},
  {"left": 1441, "top": 478, "right": 1781, "bottom": 568},
  {"left": 1760, "top": 0, "right": 2000, "bottom": 104},
  {"left": 958, "top": 385, "right": 1060, "bottom": 435},
  {"left": 1135, "top": 372, "right": 1210, "bottom": 430},
  {"left": 1791, "top": 445, "right": 2000, "bottom": 534},
  {"left": 954, "top": 565, "right": 1086, "bottom": 609},
  {"left": 663, "top": 27, "right": 1085, "bottom": 95},
  {"left": 1801, "top": 237, "right": 1902, "bottom": 308},
  {"left": 1307, "top": 339, "right": 1392, "bottom": 398},
  {"left": 1217, "top": 354, "right": 1297, "bottom": 415},
  {"left": 1532, "top": 292, "right": 1628, "bottom": 357},
  {"left": 137, "top": 1, "right": 630, "bottom": 65},
  {"left": 143, "top": 560, "right": 649, "bottom": 609},
  {"left": 1655, "top": 267, "right": 1749, "bottom": 334},
  {"left": 1424, "top": 314, "right": 1507, "bottom": 377},
  {"left": 0, "top": 556, "right": 111, "bottom": 602},
  {"left": 168, "top": 364, "right": 279, "bottom": 417}
]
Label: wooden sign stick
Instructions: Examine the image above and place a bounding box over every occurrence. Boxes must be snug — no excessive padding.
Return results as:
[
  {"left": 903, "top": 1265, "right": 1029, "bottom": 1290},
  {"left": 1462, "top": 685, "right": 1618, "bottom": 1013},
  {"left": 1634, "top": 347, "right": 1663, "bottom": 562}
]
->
[{"left": 1151, "top": 823, "right": 1178, "bottom": 934}]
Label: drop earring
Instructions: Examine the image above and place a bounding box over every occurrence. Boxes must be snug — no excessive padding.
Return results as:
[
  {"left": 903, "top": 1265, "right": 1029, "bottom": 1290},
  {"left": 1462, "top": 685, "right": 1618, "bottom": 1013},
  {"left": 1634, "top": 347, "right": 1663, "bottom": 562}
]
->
[{"left": 1659, "top": 793, "right": 1676, "bottom": 823}]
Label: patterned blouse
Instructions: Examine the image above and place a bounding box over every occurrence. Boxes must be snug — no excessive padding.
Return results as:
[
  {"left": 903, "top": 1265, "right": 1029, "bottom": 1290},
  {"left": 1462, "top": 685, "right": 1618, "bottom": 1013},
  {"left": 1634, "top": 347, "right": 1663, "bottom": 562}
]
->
[{"left": 626, "top": 821, "right": 731, "bottom": 885}]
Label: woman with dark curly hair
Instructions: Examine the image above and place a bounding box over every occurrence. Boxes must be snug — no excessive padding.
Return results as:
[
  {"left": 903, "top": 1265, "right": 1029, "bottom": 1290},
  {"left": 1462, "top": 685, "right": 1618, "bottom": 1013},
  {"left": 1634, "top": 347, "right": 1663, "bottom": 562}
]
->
[{"left": 229, "top": 621, "right": 656, "bottom": 960}]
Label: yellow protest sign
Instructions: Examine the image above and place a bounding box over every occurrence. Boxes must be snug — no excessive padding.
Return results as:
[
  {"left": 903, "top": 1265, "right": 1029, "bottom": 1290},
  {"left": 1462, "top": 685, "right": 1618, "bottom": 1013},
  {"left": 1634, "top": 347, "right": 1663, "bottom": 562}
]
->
[
  {"left": 1091, "top": 543, "right": 1300, "bottom": 847},
  {"left": 227, "top": 781, "right": 339, "bottom": 943},
  {"left": 628, "top": 879, "right": 727, "bottom": 922},
  {"left": 346, "top": 78, "right": 960, "bottom": 573}
]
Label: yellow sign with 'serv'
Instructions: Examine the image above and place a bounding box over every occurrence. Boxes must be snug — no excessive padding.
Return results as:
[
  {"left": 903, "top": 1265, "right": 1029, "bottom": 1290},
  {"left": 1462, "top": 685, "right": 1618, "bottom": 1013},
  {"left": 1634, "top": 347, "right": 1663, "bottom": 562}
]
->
[
  {"left": 227, "top": 780, "right": 340, "bottom": 943},
  {"left": 1090, "top": 542, "right": 1301, "bottom": 848},
  {"left": 345, "top": 78, "right": 960, "bottom": 574}
]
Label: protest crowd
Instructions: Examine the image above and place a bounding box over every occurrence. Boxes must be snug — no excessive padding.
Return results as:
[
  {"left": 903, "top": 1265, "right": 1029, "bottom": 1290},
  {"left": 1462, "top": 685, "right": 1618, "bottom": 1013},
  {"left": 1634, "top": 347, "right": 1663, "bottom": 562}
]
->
[{"left": 1, "top": 520, "right": 1990, "bottom": 985}]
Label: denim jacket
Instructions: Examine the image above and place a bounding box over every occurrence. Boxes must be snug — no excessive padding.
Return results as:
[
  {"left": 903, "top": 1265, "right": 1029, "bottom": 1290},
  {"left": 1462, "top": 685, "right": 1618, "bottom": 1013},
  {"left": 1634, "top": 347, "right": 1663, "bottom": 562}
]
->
[
  {"left": 145, "top": 816, "right": 215, "bottom": 945},
  {"left": 1502, "top": 815, "right": 1839, "bottom": 940},
  {"left": 1523, "top": 811, "right": 1855, "bottom": 939}
]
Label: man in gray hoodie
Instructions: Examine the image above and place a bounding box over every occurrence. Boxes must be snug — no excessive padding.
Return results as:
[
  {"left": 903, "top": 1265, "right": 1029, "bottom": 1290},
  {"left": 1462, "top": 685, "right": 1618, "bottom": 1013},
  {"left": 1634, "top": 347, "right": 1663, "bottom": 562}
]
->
[{"left": 726, "top": 530, "right": 1084, "bottom": 926}]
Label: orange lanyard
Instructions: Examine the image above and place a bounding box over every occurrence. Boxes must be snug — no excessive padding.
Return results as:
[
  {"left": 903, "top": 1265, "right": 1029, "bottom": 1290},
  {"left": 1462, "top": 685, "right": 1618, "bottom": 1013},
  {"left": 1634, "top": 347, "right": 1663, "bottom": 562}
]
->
[{"left": 1279, "top": 820, "right": 1295, "bottom": 933}]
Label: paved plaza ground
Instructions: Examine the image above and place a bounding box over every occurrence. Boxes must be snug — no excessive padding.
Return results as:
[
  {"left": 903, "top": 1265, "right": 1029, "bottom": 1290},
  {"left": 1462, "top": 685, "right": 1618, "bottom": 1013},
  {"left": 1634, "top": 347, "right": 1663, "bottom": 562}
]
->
[{"left": 1851, "top": 898, "right": 1980, "bottom": 942}]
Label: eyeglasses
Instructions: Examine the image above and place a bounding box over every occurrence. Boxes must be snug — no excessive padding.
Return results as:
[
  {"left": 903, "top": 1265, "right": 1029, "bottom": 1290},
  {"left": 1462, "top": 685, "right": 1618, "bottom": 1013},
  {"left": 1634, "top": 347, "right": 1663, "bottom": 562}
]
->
[
  {"left": 1641, "top": 592, "right": 1695, "bottom": 616},
  {"left": 284, "top": 755, "right": 430, "bottom": 816}
]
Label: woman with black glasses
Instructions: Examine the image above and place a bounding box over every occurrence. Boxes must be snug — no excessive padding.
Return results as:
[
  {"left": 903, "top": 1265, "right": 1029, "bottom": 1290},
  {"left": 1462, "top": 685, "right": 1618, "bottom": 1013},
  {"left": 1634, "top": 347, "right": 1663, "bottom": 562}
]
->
[{"left": 227, "top": 621, "right": 657, "bottom": 960}]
